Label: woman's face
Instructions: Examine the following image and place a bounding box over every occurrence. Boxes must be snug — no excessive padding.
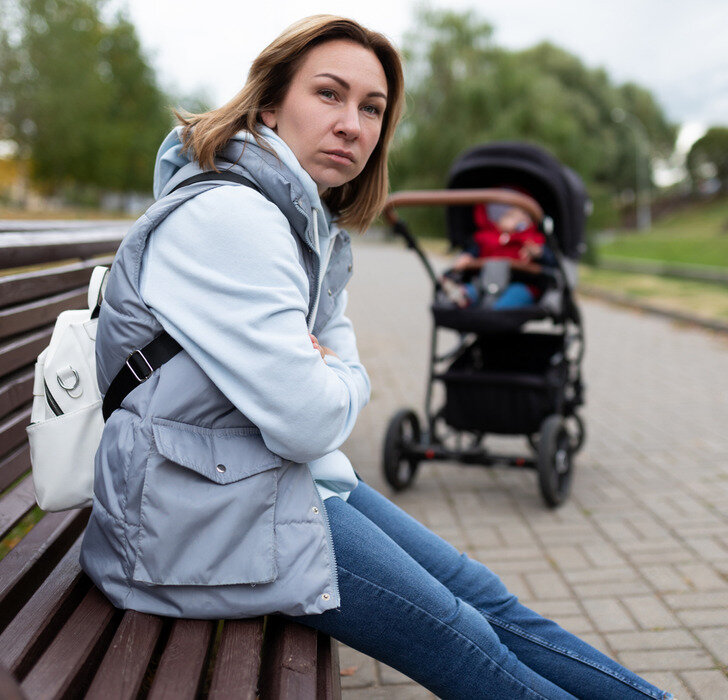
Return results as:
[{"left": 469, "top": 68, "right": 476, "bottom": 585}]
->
[{"left": 261, "top": 39, "right": 388, "bottom": 194}]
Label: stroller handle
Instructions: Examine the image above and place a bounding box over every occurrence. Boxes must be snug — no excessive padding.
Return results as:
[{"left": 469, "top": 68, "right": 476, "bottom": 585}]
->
[{"left": 383, "top": 188, "right": 544, "bottom": 226}]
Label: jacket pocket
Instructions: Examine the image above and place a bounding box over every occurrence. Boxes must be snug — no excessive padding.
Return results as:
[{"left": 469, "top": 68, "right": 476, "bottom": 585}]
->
[{"left": 132, "top": 418, "right": 281, "bottom": 586}]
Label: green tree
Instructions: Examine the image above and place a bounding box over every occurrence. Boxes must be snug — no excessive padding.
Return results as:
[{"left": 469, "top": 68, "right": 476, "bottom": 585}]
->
[
  {"left": 390, "top": 7, "right": 676, "bottom": 236},
  {"left": 687, "top": 127, "right": 728, "bottom": 190},
  {"left": 0, "top": 0, "right": 171, "bottom": 194}
]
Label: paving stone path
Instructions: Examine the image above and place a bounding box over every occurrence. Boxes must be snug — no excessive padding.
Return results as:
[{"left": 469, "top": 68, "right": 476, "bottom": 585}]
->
[{"left": 336, "top": 238, "right": 728, "bottom": 699}]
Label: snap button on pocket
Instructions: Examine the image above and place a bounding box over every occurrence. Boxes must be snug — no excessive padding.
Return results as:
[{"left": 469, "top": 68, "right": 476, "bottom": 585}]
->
[
  {"left": 216, "top": 464, "right": 226, "bottom": 473},
  {"left": 322, "top": 593, "right": 330, "bottom": 601},
  {"left": 327, "top": 288, "right": 332, "bottom": 296},
  {"left": 312, "top": 506, "right": 319, "bottom": 514}
]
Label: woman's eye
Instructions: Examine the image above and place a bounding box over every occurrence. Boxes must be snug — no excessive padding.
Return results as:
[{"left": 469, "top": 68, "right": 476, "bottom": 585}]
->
[
  {"left": 319, "top": 89, "right": 337, "bottom": 100},
  {"left": 362, "top": 104, "right": 382, "bottom": 116}
]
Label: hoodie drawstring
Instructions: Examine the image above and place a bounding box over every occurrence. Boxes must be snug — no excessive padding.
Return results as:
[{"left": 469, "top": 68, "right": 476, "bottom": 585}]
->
[{"left": 308, "top": 210, "right": 339, "bottom": 333}]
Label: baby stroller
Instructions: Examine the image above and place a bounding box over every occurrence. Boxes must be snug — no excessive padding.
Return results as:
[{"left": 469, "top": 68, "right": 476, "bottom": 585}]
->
[{"left": 382, "top": 142, "right": 589, "bottom": 507}]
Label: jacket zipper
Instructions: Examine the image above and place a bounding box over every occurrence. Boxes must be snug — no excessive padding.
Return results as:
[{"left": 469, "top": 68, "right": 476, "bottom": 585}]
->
[
  {"left": 294, "top": 198, "right": 341, "bottom": 605},
  {"left": 316, "top": 487, "right": 341, "bottom": 607}
]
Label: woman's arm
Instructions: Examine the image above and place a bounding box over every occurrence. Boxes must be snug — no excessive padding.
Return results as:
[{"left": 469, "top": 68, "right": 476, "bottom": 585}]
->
[
  {"left": 313, "top": 289, "right": 371, "bottom": 414},
  {"left": 141, "top": 185, "right": 366, "bottom": 464}
]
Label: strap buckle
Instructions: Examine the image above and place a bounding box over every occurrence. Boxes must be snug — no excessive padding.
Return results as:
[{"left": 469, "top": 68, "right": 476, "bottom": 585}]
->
[{"left": 125, "top": 350, "right": 154, "bottom": 383}]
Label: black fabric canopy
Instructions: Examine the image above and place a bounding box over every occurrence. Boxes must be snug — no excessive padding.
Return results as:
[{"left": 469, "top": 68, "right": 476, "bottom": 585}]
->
[{"left": 446, "top": 142, "right": 590, "bottom": 260}]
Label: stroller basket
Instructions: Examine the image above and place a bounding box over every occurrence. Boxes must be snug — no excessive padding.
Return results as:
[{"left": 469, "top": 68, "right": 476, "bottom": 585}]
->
[{"left": 438, "top": 333, "right": 566, "bottom": 434}]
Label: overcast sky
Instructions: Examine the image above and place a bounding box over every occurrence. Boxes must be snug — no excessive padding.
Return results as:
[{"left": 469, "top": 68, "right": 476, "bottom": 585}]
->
[{"left": 117, "top": 0, "right": 727, "bottom": 137}]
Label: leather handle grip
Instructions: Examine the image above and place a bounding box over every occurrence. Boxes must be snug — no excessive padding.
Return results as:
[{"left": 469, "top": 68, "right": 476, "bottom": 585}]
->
[{"left": 383, "top": 188, "right": 544, "bottom": 226}]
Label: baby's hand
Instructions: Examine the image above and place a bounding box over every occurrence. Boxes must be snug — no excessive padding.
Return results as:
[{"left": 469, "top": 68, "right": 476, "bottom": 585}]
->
[
  {"left": 519, "top": 242, "right": 543, "bottom": 262},
  {"left": 452, "top": 253, "right": 475, "bottom": 271}
]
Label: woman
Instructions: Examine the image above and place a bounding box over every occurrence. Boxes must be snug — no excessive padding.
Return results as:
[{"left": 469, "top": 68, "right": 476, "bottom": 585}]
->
[{"left": 81, "top": 15, "right": 673, "bottom": 700}]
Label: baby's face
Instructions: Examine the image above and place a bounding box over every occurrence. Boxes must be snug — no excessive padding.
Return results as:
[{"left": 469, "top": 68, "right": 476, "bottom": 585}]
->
[{"left": 498, "top": 207, "right": 531, "bottom": 233}]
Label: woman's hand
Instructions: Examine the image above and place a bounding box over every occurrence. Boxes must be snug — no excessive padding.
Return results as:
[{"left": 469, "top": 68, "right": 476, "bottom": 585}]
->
[{"left": 310, "top": 334, "right": 339, "bottom": 361}]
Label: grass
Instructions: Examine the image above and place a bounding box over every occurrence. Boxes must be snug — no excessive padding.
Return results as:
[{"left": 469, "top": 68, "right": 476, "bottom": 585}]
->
[
  {"left": 0, "top": 506, "right": 44, "bottom": 560},
  {"left": 579, "top": 265, "right": 728, "bottom": 323},
  {"left": 597, "top": 197, "right": 728, "bottom": 268}
]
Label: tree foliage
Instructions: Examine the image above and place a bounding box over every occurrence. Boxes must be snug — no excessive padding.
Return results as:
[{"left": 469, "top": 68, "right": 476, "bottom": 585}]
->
[
  {"left": 0, "top": 0, "right": 172, "bottom": 192},
  {"left": 390, "top": 7, "right": 676, "bottom": 232},
  {"left": 687, "top": 127, "right": 728, "bottom": 189}
]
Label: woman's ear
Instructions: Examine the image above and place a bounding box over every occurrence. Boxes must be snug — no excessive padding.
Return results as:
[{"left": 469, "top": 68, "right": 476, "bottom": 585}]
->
[{"left": 261, "top": 110, "right": 277, "bottom": 130}]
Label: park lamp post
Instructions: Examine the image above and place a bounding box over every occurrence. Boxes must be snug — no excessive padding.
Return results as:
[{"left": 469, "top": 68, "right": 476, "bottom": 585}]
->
[{"left": 611, "top": 107, "right": 652, "bottom": 230}]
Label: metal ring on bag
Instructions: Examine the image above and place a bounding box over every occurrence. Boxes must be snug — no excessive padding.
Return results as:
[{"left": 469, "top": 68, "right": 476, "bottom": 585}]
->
[{"left": 57, "top": 367, "right": 80, "bottom": 392}]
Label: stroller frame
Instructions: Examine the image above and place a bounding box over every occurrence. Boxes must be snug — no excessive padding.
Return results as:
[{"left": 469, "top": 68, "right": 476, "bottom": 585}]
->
[{"left": 382, "top": 186, "right": 586, "bottom": 508}]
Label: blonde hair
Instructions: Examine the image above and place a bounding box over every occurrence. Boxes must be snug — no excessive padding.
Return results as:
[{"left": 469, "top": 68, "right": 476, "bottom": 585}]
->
[{"left": 176, "top": 15, "right": 404, "bottom": 230}]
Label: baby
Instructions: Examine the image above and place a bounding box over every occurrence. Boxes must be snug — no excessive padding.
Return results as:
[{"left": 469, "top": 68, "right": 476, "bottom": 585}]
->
[{"left": 441, "top": 204, "right": 548, "bottom": 309}]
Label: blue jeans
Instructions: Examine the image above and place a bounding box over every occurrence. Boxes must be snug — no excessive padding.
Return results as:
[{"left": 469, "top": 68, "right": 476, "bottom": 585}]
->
[
  {"left": 290, "top": 481, "right": 672, "bottom": 700},
  {"left": 462, "top": 281, "right": 535, "bottom": 309},
  {"left": 493, "top": 282, "right": 535, "bottom": 309}
]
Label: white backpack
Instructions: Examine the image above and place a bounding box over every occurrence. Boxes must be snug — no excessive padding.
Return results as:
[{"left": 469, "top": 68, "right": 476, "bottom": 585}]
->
[
  {"left": 26, "top": 266, "right": 109, "bottom": 511},
  {"left": 26, "top": 172, "right": 265, "bottom": 512}
]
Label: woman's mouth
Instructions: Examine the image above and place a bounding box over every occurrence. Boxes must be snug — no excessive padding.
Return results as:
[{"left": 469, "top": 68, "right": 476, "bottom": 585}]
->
[{"left": 323, "top": 150, "right": 355, "bottom": 165}]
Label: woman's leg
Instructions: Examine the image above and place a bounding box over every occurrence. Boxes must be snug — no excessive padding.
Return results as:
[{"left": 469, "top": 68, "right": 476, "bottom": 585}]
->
[
  {"left": 291, "top": 495, "right": 576, "bottom": 699},
  {"left": 345, "top": 481, "right": 672, "bottom": 700}
]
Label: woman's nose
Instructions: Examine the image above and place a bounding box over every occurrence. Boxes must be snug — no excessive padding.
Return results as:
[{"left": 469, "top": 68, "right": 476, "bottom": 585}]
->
[{"left": 335, "top": 104, "right": 361, "bottom": 139}]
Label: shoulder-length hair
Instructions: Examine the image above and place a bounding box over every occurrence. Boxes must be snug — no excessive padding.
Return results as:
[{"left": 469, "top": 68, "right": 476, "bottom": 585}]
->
[{"left": 176, "top": 15, "right": 404, "bottom": 231}]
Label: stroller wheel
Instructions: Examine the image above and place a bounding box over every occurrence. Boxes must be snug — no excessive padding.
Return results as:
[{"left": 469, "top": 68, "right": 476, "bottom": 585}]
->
[
  {"left": 383, "top": 409, "right": 421, "bottom": 491},
  {"left": 536, "top": 415, "right": 573, "bottom": 508},
  {"left": 565, "top": 412, "right": 586, "bottom": 453},
  {"left": 527, "top": 433, "right": 540, "bottom": 453}
]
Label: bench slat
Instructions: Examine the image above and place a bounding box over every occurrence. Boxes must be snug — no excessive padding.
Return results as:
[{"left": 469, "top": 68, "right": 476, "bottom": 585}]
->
[
  {"left": 0, "top": 538, "right": 90, "bottom": 676},
  {"left": 0, "top": 229, "right": 125, "bottom": 269},
  {"left": 148, "top": 619, "right": 215, "bottom": 700},
  {"left": 0, "top": 257, "right": 113, "bottom": 308},
  {"left": 0, "top": 407, "right": 31, "bottom": 466},
  {"left": 208, "top": 618, "right": 264, "bottom": 699},
  {"left": 0, "top": 288, "right": 87, "bottom": 340},
  {"left": 0, "top": 509, "right": 88, "bottom": 631},
  {"left": 0, "top": 369, "right": 33, "bottom": 423},
  {"left": 0, "top": 221, "right": 126, "bottom": 234},
  {"left": 20, "top": 586, "right": 119, "bottom": 699},
  {"left": 86, "top": 611, "right": 165, "bottom": 700},
  {"left": 0, "top": 329, "right": 52, "bottom": 378},
  {"left": 0, "top": 665, "right": 25, "bottom": 700},
  {"left": 0, "top": 444, "right": 30, "bottom": 494},
  {"left": 260, "top": 616, "right": 319, "bottom": 699},
  {"left": 0, "top": 478, "right": 36, "bottom": 540}
]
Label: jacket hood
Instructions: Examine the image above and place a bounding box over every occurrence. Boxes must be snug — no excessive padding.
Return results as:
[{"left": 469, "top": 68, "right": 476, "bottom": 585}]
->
[{"left": 152, "top": 125, "right": 329, "bottom": 234}]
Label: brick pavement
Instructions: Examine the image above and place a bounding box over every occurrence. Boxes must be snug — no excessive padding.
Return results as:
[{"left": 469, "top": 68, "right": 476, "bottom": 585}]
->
[{"left": 335, "top": 238, "right": 728, "bottom": 699}]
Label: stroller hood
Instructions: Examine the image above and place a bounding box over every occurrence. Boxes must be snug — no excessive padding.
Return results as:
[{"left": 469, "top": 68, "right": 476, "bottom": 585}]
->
[{"left": 446, "top": 142, "right": 590, "bottom": 260}]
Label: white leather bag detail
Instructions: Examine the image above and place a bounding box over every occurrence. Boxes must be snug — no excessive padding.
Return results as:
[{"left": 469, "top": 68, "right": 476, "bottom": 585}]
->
[
  {"left": 28, "top": 401, "right": 103, "bottom": 510},
  {"left": 26, "top": 266, "right": 109, "bottom": 511}
]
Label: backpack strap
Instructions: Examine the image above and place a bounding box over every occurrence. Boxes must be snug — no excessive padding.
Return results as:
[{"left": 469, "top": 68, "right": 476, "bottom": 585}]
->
[
  {"left": 102, "top": 333, "right": 183, "bottom": 421},
  {"left": 168, "top": 170, "right": 266, "bottom": 197},
  {"left": 101, "top": 171, "right": 263, "bottom": 421}
]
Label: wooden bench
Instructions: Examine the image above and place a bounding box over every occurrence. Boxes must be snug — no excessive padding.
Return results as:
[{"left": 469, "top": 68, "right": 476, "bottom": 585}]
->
[{"left": 0, "top": 221, "right": 341, "bottom": 699}]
